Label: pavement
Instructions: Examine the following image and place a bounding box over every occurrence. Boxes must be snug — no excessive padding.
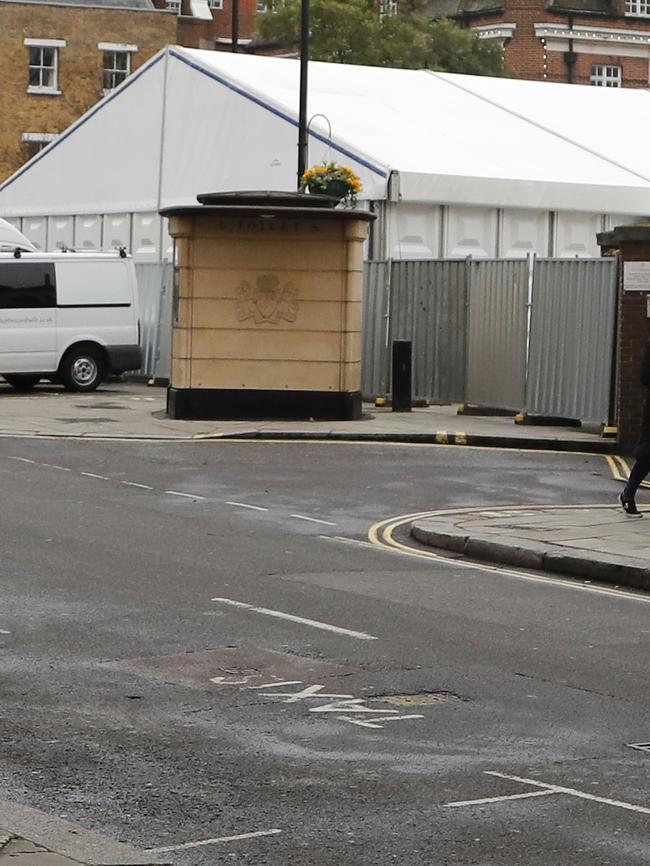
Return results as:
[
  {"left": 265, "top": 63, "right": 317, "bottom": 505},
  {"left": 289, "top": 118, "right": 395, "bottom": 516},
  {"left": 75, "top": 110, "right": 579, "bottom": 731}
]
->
[
  {"left": 0, "top": 380, "right": 616, "bottom": 452},
  {"left": 412, "top": 504, "right": 650, "bottom": 592},
  {"left": 0, "top": 834, "right": 84, "bottom": 866}
]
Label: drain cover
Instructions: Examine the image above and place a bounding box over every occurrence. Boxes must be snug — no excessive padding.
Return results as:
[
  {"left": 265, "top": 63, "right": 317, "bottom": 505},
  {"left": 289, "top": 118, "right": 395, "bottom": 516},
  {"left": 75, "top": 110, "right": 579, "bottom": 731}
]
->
[{"left": 373, "top": 691, "right": 463, "bottom": 707}]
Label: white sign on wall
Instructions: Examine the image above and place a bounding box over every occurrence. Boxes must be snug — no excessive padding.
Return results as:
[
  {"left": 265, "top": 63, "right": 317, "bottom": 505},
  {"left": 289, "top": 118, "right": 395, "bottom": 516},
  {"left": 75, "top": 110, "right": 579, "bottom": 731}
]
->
[{"left": 623, "top": 261, "right": 650, "bottom": 291}]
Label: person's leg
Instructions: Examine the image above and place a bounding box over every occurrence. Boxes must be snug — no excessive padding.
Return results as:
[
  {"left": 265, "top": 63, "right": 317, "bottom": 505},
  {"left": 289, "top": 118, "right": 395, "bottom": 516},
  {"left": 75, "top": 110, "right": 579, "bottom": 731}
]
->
[
  {"left": 624, "top": 457, "right": 650, "bottom": 498},
  {"left": 620, "top": 457, "right": 650, "bottom": 514}
]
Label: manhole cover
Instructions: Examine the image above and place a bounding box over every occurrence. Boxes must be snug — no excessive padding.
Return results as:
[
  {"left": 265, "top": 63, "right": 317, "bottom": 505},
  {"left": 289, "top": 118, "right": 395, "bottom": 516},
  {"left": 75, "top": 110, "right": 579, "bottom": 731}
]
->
[{"left": 373, "top": 691, "right": 464, "bottom": 707}]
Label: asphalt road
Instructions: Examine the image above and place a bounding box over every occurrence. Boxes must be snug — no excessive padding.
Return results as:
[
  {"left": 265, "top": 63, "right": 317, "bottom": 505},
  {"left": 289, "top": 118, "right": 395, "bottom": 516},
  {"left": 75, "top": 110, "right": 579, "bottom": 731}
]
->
[{"left": 0, "top": 437, "right": 648, "bottom": 865}]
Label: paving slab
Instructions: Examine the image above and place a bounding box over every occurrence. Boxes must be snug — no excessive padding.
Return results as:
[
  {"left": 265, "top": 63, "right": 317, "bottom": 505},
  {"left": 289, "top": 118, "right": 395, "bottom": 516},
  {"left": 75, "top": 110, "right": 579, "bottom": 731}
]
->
[
  {"left": 0, "top": 381, "right": 616, "bottom": 452},
  {"left": 412, "top": 505, "right": 650, "bottom": 591},
  {"left": 0, "top": 799, "right": 167, "bottom": 866}
]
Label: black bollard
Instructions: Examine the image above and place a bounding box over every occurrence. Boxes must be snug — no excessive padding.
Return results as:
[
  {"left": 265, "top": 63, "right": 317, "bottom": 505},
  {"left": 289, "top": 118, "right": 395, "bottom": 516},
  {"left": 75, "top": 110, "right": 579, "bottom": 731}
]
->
[{"left": 392, "top": 340, "right": 412, "bottom": 412}]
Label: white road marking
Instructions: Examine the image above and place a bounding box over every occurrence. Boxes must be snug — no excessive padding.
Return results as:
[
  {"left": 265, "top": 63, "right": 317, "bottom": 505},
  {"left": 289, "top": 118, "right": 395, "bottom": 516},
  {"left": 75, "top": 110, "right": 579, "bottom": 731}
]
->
[
  {"left": 148, "top": 828, "right": 282, "bottom": 853},
  {"left": 320, "top": 535, "right": 388, "bottom": 552},
  {"left": 165, "top": 490, "right": 205, "bottom": 500},
  {"left": 290, "top": 514, "right": 337, "bottom": 526},
  {"left": 121, "top": 481, "right": 153, "bottom": 490},
  {"left": 249, "top": 680, "right": 303, "bottom": 689},
  {"left": 309, "top": 699, "right": 399, "bottom": 714},
  {"left": 445, "top": 790, "right": 558, "bottom": 808},
  {"left": 226, "top": 501, "right": 268, "bottom": 512},
  {"left": 484, "top": 771, "right": 650, "bottom": 815},
  {"left": 80, "top": 472, "right": 108, "bottom": 480},
  {"left": 0, "top": 629, "right": 10, "bottom": 635},
  {"left": 211, "top": 597, "right": 378, "bottom": 641},
  {"left": 257, "top": 684, "right": 354, "bottom": 703},
  {"left": 7, "top": 456, "right": 35, "bottom": 463},
  {"left": 41, "top": 463, "right": 71, "bottom": 471},
  {"left": 337, "top": 713, "right": 425, "bottom": 729},
  {"left": 209, "top": 676, "right": 253, "bottom": 686}
]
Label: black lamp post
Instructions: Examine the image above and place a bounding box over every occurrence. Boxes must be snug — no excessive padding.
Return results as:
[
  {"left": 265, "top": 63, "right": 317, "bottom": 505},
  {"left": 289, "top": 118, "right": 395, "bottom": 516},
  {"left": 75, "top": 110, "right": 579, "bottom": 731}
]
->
[
  {"left": 231, "top": 0, "right": 239, "bottom": 52},
  {"left": 297, "top": 0, "right": 310, "bottom": 187}
]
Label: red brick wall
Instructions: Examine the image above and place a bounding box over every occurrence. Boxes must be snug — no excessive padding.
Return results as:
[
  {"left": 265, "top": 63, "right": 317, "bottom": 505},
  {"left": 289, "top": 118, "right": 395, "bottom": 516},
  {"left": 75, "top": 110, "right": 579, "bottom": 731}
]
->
[
  {"left": 469, "top": 2, "right": 650, "bottom": 87},
  {"left": 616, "top": 241, "right": 650, "bottom": 452},
  {"left": 176, "top": 0, "right": 258, "bottom": 48}
]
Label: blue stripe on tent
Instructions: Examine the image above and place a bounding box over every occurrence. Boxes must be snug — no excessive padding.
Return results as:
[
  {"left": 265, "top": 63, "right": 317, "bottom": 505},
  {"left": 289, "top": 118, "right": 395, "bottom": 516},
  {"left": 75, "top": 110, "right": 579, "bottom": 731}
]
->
[
  {"left": 0, "top": 51, "right": 167, "bottom": 193},
  {"left": 168, "top": 49, "right": 388, "bottom": 178}
]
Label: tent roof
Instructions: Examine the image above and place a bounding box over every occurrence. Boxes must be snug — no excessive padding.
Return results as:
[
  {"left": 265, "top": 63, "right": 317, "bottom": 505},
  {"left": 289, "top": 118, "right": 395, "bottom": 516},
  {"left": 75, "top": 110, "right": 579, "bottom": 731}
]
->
[{"left": 2, "top": 46, "right": 650, "bottom": 216}]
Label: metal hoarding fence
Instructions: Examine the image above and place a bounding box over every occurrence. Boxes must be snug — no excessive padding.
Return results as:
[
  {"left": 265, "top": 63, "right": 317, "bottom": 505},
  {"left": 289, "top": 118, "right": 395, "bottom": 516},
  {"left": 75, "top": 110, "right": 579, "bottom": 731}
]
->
[{"left": 525, "top": 258, "right": 617, "bottom": 424}]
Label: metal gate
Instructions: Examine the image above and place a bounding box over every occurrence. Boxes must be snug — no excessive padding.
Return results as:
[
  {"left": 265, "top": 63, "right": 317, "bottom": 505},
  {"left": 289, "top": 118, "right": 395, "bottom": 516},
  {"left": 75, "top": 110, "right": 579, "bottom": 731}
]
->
[{"left": 465, "top": 260, "right": 529, "bottom": 412}]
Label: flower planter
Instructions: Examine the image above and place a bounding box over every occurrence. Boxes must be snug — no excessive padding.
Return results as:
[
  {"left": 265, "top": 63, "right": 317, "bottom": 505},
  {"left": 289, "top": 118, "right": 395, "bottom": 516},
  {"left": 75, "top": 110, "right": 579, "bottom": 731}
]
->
[{"left": 321, "top": 179, "right": 351, "bottom": 200}]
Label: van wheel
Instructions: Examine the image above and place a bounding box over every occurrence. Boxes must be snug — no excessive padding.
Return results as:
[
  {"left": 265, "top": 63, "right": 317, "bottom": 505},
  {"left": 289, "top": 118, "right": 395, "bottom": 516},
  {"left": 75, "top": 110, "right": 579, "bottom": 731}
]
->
[
  {"left": 60, "top": 347, "right": 105, "bottom": 392},
  {"left": 3, "top": 375, "right": 40, "bottom": 391}
]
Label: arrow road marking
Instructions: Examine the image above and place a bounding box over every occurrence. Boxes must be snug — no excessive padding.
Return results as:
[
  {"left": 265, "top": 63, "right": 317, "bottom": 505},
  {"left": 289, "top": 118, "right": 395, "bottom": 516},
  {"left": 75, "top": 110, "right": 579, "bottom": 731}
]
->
[
  {"left": 256, "top": 684, "right": 354, "bottom": 703},
  {"left": 309, "top": 699, "right": 400, "bottom": 714},
  {"left": 337, "top": 714, "right": 425, "bottom": 729}
]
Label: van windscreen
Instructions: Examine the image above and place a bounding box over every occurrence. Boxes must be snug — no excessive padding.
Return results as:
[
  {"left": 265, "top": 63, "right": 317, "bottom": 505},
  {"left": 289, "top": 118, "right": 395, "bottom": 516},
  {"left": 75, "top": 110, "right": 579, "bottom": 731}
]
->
[{"left": 0, "top": 262, "right": 56, "bottom": 308}]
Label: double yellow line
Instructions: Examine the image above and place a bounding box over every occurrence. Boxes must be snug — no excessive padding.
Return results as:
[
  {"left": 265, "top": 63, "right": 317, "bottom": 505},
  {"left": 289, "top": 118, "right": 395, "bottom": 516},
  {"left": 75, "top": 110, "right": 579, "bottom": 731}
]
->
[
  {"left": 367, "top": 503, "right": 650, "bottom": 603},
  {"left": 606, "top": 454, "right": 631, "bottom": 482}
]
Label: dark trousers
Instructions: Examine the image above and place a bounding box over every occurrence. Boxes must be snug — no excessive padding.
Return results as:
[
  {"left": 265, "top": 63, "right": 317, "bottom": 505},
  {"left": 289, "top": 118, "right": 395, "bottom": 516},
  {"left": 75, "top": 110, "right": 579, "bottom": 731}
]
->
[{"left": 624, "top": 457, "right": 650, "bottom": 498}]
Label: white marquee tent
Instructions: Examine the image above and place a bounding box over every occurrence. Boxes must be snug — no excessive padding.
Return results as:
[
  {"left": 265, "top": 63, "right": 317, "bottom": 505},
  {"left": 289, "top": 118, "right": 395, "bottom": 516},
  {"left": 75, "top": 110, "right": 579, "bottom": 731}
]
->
[{"left": 1, "top": 45, "right": 650, "bottom": 261}]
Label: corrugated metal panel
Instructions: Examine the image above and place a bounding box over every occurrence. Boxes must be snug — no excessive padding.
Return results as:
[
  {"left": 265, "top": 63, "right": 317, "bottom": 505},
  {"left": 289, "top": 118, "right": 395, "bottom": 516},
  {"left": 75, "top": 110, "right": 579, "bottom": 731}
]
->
[
  {"left": 134, "top": 263, "right": 172, "bottom": 379},
  {"left": 362, "top": 261, "right": 390, "bottom": 398},
  {"left": 526, "top": 258, "right": 617, "bottom": 423},
  {"left": 389, "top": 260, "right": 467, "bottom": 402},
  {"left": 466, "top": 259, "right": 528, "bottom": 410}
]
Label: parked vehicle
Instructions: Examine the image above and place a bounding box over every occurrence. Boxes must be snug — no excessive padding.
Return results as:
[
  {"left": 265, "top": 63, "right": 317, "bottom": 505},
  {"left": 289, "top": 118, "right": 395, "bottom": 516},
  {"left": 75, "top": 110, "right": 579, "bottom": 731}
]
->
[{"left": 0, "top": 240, "right": 142, "bottom": 392}]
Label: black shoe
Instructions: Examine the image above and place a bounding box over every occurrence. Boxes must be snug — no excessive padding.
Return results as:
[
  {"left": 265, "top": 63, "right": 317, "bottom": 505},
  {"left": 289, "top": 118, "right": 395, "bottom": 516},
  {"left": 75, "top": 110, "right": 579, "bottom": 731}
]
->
[{"left": 620, "top": 492, "right": 643, "bottom": 517}]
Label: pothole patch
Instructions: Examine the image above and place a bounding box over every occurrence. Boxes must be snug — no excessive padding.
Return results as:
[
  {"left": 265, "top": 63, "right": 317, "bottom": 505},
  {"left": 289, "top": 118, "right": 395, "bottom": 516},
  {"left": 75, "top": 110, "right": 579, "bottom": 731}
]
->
[{"left": 372, "top": 690, "right": 465, "bottom": 707}]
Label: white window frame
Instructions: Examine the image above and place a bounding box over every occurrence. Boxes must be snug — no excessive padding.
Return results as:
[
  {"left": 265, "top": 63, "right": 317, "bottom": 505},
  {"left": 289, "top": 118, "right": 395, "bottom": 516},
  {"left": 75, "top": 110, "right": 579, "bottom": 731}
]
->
[
  {"left": 21, "top": 132, "right": 57, "bottom": 160},
  {"left": 590, "top": 63, "right": 622, "bottom": 86},
  {"left": 257, "top": 0, "right": 283, "bottom": 11},
  {"left": 208, "top": 0, "right": 223, "bottom": 8},
  {"left": 379, "top": 0, "right": 399, "bottom": 19},
  {"left": 166, "top": 0, "right": 182, "bottom": 12},
  {"left": 626, "top": 0, "right": 650, "bottom": 16},
  {"left": 25, "top": 38, "right": 65, "bottom": 95},
  {"left": 98, "top": 43, "right": 137, "bottom": 93}
]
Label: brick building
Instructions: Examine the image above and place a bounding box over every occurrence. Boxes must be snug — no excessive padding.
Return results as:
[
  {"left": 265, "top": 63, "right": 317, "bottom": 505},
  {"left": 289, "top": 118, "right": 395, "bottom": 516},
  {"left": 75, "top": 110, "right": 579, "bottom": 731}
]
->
[
  {"left": 424, "top": 0, "right": 650, "bottom": 87},
  {"left": 0, "top": 0, "right": 257, "bottom": 181}
]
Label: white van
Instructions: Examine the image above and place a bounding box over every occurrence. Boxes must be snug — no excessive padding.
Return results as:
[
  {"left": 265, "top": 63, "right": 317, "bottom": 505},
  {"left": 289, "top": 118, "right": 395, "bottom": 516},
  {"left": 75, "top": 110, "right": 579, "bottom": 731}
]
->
[{"left": 0, "top": 241, "right": 142, "bottom": 392}]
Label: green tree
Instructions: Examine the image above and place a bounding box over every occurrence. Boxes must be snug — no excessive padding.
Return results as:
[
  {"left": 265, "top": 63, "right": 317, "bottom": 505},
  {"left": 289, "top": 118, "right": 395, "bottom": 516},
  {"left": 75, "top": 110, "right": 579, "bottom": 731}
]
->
[{"left": 257, "top": 0, "right": 506, "bottom": 76}]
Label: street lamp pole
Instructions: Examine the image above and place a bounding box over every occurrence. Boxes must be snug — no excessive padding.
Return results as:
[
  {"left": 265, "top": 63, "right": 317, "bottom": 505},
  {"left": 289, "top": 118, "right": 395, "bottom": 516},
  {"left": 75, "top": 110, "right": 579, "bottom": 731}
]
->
[
  {"left": 231, "top": 0, "right": 239, "bottom": 52},
  {"left": 297, "top": 0, "right": 310, "bottom": 188}
]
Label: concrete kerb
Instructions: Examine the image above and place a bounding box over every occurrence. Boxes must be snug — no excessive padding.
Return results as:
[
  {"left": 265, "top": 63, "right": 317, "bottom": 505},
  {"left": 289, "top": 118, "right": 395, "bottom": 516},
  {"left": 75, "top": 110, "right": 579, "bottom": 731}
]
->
[
  {"left": 411, "top": 521, "right": 650, "bottom": 591},
  {"left": 0, "top": 428, "right": 615, "bottom": 452}
]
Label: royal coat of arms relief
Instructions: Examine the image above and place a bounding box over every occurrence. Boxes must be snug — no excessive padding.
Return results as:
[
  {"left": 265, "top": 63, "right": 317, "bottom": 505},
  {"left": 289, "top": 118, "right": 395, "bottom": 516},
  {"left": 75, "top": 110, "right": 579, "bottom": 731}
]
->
[{"left": 236, "top": 274, "right": 299, "bottom": 325}]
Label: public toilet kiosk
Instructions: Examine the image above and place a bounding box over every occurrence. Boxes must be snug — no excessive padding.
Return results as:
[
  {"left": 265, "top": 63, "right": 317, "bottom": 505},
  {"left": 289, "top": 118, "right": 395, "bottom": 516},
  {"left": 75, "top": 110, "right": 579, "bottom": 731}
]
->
[{"left": 161, "top": 191, "right": 374, "bottom": 421}]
